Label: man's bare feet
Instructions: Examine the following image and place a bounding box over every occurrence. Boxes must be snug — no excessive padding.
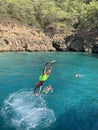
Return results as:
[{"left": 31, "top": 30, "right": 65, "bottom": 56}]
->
[{"left": 51, "top": 60, "right": 56, "bottom": 64}]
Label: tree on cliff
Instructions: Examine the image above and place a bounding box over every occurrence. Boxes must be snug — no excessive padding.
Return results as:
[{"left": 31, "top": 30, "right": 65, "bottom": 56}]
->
[
  {"left": 77, "top": 1, "right": 98, "bottom": 33},
  {"left": 0, "top": 0, "right": 98, "bottom": 35}
]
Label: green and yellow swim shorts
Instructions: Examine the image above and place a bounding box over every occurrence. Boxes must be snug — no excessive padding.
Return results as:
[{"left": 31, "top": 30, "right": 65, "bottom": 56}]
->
[{"left": 39, "top": 74, "right": 49, "bottom": 81}]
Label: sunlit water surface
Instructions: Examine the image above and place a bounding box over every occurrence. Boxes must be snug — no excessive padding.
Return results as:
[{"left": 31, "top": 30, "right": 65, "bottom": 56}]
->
[{"left": 0, "top": 52, "right": 98, "bottom": 130}]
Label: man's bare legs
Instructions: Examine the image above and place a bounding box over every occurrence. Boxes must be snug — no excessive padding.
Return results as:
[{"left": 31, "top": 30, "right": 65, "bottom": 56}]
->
[
  {"left": 42, "top": 61, "right": 49, "bottom": 75},
  {"left": 47, "top": 60, "right": 56, "bottom": 75}
]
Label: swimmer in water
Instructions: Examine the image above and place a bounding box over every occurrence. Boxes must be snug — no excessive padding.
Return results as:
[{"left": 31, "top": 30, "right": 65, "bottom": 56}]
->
[
  {"left": 74, "top": 73, "right": 84, "bottom": 78},
  {"left": 42, "top": 85, "right": 53, "bottom": 94},
  {"left": 74, "top": 73, "right": 80, "bottom": 78}
]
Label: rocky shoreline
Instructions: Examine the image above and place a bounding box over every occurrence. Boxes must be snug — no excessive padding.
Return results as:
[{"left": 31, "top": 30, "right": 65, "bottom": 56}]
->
[{"left": 0, "top": 23, "right": 98, "bottom": 53}]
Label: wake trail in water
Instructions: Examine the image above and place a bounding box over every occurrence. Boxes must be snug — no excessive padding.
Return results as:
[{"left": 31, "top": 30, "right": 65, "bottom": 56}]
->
[{"left": 1, "top": 90, "right": 56, "bottom": 130}]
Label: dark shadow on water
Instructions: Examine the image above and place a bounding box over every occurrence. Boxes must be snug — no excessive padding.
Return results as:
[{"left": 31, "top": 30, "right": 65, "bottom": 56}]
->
[
  {"left": 92, "top": 54, "right": 98, "bottom": 59},
  {"left": 49, "top": 102, "right": 98, "bottom": 130},
  {"left": 78, "top": 52, "right": 98, "bottom": 59},
  {"left": 0, "top": 117, "right": 15, "bottom": 130}
]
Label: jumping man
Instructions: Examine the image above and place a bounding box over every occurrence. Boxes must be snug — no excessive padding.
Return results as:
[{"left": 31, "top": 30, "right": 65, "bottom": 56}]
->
[{"left": 34, "top": 60, "right": 56, "bottom": 96}]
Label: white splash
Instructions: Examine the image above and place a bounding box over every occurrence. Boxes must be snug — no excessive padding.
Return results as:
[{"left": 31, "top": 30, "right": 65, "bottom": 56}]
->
[{"left": 1, "top": 90, "right": 56, "bottom": 130}]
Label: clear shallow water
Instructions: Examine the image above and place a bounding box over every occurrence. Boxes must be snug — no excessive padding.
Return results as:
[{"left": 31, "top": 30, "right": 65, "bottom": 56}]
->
[{"left": 0, "top": 52, "right": 98, "bottom": 130}]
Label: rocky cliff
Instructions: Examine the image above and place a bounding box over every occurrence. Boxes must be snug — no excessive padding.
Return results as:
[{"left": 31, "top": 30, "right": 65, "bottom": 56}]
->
[
  {"left": 53, "top": 30, "right": 98, "bottom": 53},
  {"left": 0, "top": 23, "right": 98, "bottom": 53},
  {"left": 0, "top": 23, "right": 55, "bottom": 52}
]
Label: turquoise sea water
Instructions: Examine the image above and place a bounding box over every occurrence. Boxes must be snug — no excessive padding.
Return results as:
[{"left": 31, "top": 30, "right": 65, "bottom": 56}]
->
[{"left": 0, "top": 52, "right": 98, "bottom": 130}]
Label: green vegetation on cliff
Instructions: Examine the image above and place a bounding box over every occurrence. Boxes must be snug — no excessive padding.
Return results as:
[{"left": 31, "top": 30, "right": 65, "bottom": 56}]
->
[{"left": 0, "top": 0, "right": 98, "bottom": 34}]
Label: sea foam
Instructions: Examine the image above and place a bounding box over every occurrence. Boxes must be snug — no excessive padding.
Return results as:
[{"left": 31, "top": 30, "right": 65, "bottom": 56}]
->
[{"left": 1, "top": 90, "right": 56, "bottom": 130}]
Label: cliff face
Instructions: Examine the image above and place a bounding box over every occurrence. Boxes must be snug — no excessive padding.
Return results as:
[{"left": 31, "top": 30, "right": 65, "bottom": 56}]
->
[
  {"left": 0, "top": 23, "right": 55, "bottom": 52},
  {"left": 64, "top": 33, "right": 98, "bottom": 53},
  {"left": 0, "top": 23, "right": 98, "bottom": 53},
  {"left": 53, "top": 31, "right": 98, "bottom": 53}
]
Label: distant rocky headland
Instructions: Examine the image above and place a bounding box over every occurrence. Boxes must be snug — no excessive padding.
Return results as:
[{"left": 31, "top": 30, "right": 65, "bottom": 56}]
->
[{"left": 0, "top": 22, "right": 98, "bottom": 53}]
